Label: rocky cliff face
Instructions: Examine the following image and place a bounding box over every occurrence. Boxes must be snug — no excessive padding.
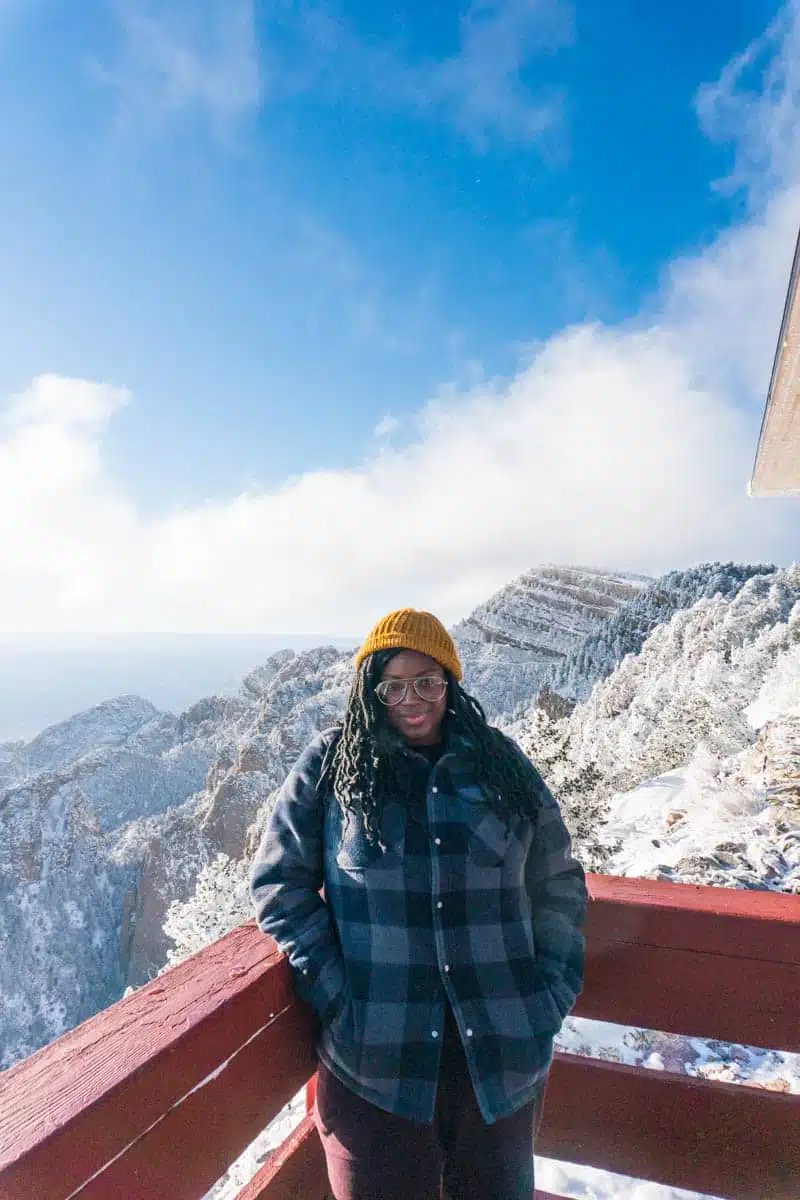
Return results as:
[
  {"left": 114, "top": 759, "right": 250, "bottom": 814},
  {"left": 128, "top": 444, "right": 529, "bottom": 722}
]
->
[
  {"left": 117, "top": 647, "right": 353, "bottom": 989},
  {"left": 453, "top": 565, "right": 648, "bottom": 715}
]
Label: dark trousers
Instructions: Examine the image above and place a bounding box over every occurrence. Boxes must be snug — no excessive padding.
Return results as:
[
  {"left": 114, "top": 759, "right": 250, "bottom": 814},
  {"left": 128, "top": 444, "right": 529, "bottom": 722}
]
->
[{"left": 313, "top": 1008, "right": 545, "bottom": 1200}]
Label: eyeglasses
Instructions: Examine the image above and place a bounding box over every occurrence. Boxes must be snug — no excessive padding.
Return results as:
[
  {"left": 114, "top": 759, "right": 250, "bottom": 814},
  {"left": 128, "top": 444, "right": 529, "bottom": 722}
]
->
[{"left": 374, "top": 674, "right": 447, "bottom": 706}]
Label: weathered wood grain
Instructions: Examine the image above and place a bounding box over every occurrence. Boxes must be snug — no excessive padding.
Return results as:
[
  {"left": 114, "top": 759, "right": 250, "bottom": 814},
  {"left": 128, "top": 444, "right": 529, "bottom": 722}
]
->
[
  {"left": 585, "top": 875, "right": 800, "bottom": 961},
  {"left": 576, "top": 876, "right": 800, "bottom": 1049}
]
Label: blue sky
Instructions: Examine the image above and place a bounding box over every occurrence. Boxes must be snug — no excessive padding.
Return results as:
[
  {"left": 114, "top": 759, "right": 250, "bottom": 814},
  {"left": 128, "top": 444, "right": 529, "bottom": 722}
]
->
[{"left": 0, "top": 0, "right": 798, "bottom": 633}]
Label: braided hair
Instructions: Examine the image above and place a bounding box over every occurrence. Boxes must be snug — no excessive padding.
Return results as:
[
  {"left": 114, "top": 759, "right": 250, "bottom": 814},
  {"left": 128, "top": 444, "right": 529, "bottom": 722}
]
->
[{"left": 319, "top": 649, "right": 542, "bottom": 844}]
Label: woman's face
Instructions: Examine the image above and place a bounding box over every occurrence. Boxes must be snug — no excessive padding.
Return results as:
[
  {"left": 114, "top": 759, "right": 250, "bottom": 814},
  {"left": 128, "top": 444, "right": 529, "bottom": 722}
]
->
[{"left": 378, "top": 650, "right": 448, "bottom": 747}]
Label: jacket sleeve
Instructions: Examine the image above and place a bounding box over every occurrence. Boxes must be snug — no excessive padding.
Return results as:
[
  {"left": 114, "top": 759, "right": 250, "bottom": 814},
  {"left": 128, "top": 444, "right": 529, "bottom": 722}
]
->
[
  {"left": 249, "top": 734, "right": 345, "bottom": 1022},
  {"left": 521, "top": 757, "right": 588, "bottom": 1022}
]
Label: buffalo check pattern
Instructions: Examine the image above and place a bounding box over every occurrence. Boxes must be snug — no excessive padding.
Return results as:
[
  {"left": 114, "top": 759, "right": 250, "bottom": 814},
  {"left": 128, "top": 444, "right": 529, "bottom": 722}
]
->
[{"left": 250, "top": 728, "right": 587, "bottom": 1125}]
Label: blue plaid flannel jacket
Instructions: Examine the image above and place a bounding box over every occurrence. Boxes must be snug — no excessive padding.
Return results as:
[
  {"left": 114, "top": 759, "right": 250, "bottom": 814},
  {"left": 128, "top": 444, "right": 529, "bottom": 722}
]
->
[{"left": 250, "top": 727, "right": 587, "bottom": 1125}]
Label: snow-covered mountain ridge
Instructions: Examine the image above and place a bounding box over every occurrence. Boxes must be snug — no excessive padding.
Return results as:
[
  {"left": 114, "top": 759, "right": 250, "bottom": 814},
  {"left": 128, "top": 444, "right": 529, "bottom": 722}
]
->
[
  {"left": 453, "top": 565, "right": 648, "bottom": 715},
  {"left": 0, "top": 695, "right": 162, "bottom": 790}
]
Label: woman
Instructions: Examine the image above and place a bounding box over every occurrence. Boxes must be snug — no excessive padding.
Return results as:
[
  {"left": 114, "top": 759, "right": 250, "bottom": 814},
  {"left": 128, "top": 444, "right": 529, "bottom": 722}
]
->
[{"left": 250, "top": 608, "right": 587, "bottom": 1200}]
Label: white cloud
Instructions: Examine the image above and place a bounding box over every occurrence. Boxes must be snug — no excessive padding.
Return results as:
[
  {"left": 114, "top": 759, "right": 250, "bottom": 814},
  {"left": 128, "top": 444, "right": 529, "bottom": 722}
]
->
[
  {"left": 374, "top": 415, "right": 400, "bottom": 439},
  {"left": 3, "top": 373, "right": 126, "bottom": 432},
  {"left": 0, "top": 317, "right": 794, "bottom": 633},
  {"left": 285, "top": 0, "right": 572, "bottom": 150},
  {"left": 100, "top": 0, "right": 569, "bottom": 151},
  {"left": 1, "top": 6, "right": 798, "bottom": 635},
  {"left": 663, "top": 184, "right": 800, "bottom": 402},
  {"left": 663, "top": 0, "right": 800, "bottom": 404},
  {"left": 695, "top": 0, "right": 800, "bottom": 197},
  {"left": 103, "top": 0, "right": 263, "bottom": 136},
  {"left": 414, "top": 0, "right": 573, "bottom": 148},
  {"left": 295, "top": 216, "right": 404, "bottom": 350}
]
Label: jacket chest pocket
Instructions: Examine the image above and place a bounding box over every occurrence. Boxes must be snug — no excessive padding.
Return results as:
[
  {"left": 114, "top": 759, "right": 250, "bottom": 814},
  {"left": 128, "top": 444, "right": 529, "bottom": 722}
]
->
[
  {"left": 462, "top": 793, "right": 529, "bottom": 868},
  {"left": 329, "top": 801, "right": 407, "bottom": 871}
]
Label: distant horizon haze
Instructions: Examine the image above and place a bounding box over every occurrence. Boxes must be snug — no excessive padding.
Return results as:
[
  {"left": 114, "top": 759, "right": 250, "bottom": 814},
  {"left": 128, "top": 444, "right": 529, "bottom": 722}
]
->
[{"left": 0, "top": 633, "right": 359, "bottom": 742}]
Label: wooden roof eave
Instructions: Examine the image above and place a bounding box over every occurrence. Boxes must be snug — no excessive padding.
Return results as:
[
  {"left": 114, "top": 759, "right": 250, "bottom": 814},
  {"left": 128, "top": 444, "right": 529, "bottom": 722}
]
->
[{"left": 749, "top": 224, "right": 800, "bottom": 497}]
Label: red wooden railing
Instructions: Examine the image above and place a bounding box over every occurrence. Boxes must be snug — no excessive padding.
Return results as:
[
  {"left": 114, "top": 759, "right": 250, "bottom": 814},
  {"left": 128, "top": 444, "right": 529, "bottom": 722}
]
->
[{"left": 1, "top": 875, "right": 798, "bottom": 1200}]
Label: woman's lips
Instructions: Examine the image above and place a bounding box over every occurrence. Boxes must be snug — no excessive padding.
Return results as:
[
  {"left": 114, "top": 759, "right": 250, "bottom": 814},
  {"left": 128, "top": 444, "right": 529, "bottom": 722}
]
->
[{"left": 399, "top": 712, "right": 428, "bottom": 727}]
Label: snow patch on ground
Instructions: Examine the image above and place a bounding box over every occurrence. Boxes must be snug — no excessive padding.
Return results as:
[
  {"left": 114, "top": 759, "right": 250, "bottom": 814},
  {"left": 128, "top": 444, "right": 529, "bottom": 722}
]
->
[
  {"left": 556, "top": 1016, "right": 800, "bottom": 1093},
  {"left": 595, "top": 638, "right": 800, "bottom": 892},
  {"left": 535, "top": 1159, "right": 725, "bottom": 1200},
  {"left": 598, "top": 750, "right": 798, "bottom": 890}
]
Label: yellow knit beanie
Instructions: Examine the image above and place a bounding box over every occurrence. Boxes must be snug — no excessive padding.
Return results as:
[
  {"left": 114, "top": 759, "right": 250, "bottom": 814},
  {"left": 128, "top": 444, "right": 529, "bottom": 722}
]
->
[{"left": 355, "top": 608, "right": 463, "bottom": 681}]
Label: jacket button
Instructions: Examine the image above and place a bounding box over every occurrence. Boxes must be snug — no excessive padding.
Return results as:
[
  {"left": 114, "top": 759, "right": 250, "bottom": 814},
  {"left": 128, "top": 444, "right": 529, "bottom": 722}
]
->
[
  {"left": 431, "top": 786, "right": 439, "bottom": 794},
  {"left": 434, "top": 837, "right": 441, "bottom": 846},
  {"left": 466, "top": 1028, "right": 473, "bottom": 1038},
  {"left": 443, "top": 964, "right": 450, "bottom": 972},
  {"left": 437, "top": 901, "right": 443, "bottom": 909},
  {"left": 431, "top": 1030, "right": 439, "bottom": 1039}
]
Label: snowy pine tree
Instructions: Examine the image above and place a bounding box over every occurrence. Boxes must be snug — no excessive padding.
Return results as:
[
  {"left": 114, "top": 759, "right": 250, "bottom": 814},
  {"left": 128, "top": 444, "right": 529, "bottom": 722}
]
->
[{"left": 544, "top": 562, "right": 777, "bottom": 704}]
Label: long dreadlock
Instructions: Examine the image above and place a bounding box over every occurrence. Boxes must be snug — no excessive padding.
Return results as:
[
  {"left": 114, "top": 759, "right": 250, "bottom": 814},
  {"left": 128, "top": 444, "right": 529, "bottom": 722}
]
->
[{"left": 319, "top": 649, "right": 542, "bottom": 844}]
